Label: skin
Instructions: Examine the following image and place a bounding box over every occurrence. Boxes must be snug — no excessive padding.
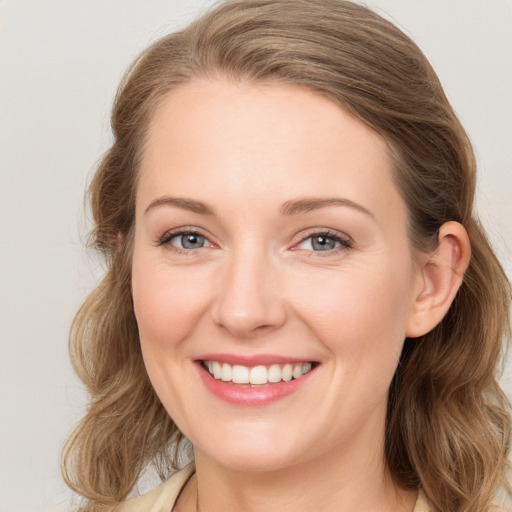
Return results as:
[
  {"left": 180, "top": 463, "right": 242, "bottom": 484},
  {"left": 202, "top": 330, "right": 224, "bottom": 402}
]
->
[{"left": 131, "top": 79, "right": 470, "bottom": 512}]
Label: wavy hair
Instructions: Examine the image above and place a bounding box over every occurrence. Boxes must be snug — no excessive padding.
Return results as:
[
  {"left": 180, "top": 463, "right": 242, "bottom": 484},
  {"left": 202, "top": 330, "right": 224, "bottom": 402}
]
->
[{"left": 62, "top": 1, "right": 511, "bottom": 510}]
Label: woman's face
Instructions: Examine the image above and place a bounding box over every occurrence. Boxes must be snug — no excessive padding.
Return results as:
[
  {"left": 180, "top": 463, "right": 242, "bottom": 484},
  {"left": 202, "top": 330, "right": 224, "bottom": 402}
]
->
[{"left": 132, "top": 80, "right": 422, "bottom": 472}]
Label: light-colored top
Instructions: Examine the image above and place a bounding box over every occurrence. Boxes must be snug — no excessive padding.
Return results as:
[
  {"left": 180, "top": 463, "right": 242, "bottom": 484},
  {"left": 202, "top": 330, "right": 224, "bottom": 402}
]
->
[
  {"left": 119, "top": 463, "right": 507, "bottom": 512},
  {"left": 120, "top": 463, "right": 196, "bottom": 512}
]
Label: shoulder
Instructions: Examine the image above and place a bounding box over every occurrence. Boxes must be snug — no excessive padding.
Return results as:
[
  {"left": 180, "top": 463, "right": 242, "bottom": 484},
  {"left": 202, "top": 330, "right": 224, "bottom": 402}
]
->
[
  {"left": 413, "top": 489, "right": 432, "bottom": 512},
  {"left": 118, "top": 463, "right": 195, "bottom": 512}
]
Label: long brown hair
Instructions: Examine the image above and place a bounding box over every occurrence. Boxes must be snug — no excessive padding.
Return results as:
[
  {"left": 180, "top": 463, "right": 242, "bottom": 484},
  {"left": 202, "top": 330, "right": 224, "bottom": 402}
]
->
[{"left": 62, "top": 1, "right": 511, "bottom": 510}]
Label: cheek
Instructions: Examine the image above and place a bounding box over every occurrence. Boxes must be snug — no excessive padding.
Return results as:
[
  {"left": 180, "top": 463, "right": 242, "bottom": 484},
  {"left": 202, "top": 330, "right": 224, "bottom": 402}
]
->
[
  {"left": 287, "top": 261, "right": 413, "bottom": 355},
  {"left": 131, "top": 257, "right": 211, "bottom": 352}
]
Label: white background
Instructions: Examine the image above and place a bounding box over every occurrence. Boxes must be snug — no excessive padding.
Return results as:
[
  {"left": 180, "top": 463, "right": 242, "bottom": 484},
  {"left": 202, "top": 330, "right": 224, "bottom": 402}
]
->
[{"left": 0, "top": 1, "right": 511, "bottom": 511}]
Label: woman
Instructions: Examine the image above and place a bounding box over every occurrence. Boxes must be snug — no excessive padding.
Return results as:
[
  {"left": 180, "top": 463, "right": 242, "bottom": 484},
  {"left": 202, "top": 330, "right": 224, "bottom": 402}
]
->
[{"left": 62, "top": 1, "right": 511, "bottom": 511}]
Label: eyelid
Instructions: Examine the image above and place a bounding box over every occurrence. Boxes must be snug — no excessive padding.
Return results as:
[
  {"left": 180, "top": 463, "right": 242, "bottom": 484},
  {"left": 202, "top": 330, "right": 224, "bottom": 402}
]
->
[
  {"left": 157, "top": 226, "right": 216, "bottom": 249},
  {"left": 291, "top": 228, "right": 353, "bottom": 253},
  {"left": 156, "top": 226, "right": 353, "bottom": 255}
]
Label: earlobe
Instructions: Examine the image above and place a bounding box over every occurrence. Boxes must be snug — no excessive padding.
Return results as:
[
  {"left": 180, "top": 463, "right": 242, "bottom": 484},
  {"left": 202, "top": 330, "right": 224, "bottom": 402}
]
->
[{"left": 405, "top": 221, "right": 471, "bottom": 338}]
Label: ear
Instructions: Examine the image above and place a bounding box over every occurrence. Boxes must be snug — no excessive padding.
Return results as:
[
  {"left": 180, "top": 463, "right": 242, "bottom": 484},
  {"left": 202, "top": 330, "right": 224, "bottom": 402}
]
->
[{"left": 405, "top": 221, "right": 471, "bottom": 338}]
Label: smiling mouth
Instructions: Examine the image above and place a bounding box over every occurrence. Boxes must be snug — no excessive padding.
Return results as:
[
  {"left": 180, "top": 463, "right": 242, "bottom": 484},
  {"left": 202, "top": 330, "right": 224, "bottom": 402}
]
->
[{"left": 201, "top": 360, "right": 316, "bottom": 386}]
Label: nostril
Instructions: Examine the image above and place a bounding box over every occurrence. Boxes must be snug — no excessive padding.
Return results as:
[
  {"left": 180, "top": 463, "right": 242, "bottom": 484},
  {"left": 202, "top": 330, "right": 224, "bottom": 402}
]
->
[{"left": 216, "top": 320, "right": 282, "bottom": 339}]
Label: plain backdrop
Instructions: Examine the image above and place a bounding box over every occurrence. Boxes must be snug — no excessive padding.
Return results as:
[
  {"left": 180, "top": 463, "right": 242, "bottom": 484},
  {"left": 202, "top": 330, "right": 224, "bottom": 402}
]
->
[{"left": 0, "top": 1, "right": 511, "bottom": 511}]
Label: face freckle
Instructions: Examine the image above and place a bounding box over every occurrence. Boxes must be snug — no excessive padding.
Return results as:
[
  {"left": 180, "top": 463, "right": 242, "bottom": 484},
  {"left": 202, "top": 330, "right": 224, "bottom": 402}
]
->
[{"left": 131, "top": 79, "right": 419, "bottom": 473}]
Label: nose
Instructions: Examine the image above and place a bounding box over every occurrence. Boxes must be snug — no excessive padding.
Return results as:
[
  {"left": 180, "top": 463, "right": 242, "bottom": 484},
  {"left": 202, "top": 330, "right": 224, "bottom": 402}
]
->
[{"left": 211, "top": 247, "right": 287, "bottom": 339}]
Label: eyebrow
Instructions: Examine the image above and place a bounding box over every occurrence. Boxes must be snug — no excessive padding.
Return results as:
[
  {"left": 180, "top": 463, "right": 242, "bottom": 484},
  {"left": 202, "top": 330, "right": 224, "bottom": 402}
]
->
[
  {"left": 279, "top": 197, "right": 374, "bottom": 218},
  {"left": 144, "top": 195, "right": 374, "bottom": 218},
  {"left": 145, "top": 197, "right": 215, "bottom": 215}
]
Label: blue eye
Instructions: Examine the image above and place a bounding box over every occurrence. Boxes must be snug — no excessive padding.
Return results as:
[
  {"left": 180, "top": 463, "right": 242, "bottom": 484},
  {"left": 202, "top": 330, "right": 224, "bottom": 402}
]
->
[
  {"left": 165, "top": 232, "right": 209, "bottom": 250},
  {"left": 311, "top": 235, "right": 338, "bottom": 251},
  {"left": 299, "top": 235, "right": 339, "bottom": 251},
  {"left": 297, "top": 231, "right": 352, "bottom": 252}
]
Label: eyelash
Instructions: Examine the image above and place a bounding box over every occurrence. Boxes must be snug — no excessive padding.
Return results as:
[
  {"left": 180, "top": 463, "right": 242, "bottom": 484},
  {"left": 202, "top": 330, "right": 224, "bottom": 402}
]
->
[
  {"left": 293, "top": 228, "right": 353, "bottom": 256},
  {"left": 158, "top": 227, "right": 213, "bottom": 256},
  {"left": 158, "top": 227, "right": 353, "bottom": 256}
]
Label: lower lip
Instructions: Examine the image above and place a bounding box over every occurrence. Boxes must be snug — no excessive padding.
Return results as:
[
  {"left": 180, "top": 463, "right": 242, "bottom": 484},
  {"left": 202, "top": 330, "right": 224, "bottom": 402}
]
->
[{"left": 196, "top": 363, "right": 315, "bottom": 406}]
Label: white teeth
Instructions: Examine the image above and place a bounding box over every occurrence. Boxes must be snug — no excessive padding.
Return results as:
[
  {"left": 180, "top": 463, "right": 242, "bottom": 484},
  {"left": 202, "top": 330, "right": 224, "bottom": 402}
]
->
[
  {"left": 268, "top": 364, "right": 282, "bottom": 383},
  {"left": 249, "top": 366, "right": 268, "bottom": 385},
  {"left": 205, "top": 361, "right": 314, "bottom": 385},
  {"left": 282, "top": 364, "right": 293, "bottom": 382},
  {"left": 212, "top": 361, "right": 222, "bottom": 379},
  {"left": 221, "top": 363, "right": 232, "bottom": 382},
  {"left": 232, "top": 365, "right": 249, "bottom": 384},
  {"left": 292, "top": 364, "right": 303, "bottom": 379}
]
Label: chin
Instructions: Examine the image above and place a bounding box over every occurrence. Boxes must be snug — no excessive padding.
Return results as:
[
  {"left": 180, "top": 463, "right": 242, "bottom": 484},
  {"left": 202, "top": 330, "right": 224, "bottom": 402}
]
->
[
  {"left": 207, "top": 450, "right": 302, "bottom": 474},
  {"left": 193, "top": 427, "right": 307, "bottom": 473}
]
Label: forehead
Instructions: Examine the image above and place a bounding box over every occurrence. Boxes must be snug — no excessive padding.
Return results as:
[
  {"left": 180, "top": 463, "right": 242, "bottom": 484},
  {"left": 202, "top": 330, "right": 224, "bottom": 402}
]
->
[{"left": 138, "top": 79, "right": 405, "bottom": 225}]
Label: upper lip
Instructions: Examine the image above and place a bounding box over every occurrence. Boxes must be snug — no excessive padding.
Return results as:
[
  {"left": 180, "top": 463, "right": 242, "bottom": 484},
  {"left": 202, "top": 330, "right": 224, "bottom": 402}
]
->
[{"left": 195, "top": 353, "right": 318, "bottom": 366}]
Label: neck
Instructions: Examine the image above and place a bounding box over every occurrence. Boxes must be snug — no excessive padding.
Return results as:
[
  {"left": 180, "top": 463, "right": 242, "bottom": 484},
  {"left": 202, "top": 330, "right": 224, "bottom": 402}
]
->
[{"left": 191, "top": 433, "right": 417, "bottom": 512}]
